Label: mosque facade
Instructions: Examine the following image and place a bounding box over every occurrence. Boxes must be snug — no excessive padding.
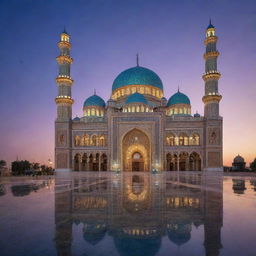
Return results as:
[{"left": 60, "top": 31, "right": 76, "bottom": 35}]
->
[{"left": 55, "top": 21, "right": 223, "bottom": 172}]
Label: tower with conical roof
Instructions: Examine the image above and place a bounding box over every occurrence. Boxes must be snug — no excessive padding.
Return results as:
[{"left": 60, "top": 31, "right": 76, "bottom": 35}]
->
[{"left": 55, "top": 29, "right": 74, "bottom": 169}]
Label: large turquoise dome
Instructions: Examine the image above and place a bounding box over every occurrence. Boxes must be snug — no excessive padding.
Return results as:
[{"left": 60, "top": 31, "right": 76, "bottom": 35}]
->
[
  {"left": 125, "top": 93, "right": 148, "bottom": 105},
  {"left": 167, "top": 91, "right": 190, "bottom": 106},
  {"left": 83, "top": 94, "right": 105, "bottom": 108},
  {"left": 112, "top": 66, "right": 163, "bottom": 91}
]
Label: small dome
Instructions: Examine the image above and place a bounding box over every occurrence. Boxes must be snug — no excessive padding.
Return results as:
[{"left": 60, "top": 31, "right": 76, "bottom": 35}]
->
[
  {"left": 125, "top": 92, "right": 148, "bottom": 105},
  {"left": 83, "top": 94, "right": 105, "bottom": 108},
  {"left": 234, "top": 155, "right": 245, "bottom": 163},
  {"left": 167, "top": 91, "right": 190, "bottom": 106},
  {"left": 112, "top": 66, "right": 163, "bottom": 91},
  {"left": 194, "top": 112, "right": 200, "bottom": 117},
  {"left": 73, "top": 116, "right": 80, "bottom": 121},
  {"left": 207, "top": 20, "right": 215, "bottom": 29}
]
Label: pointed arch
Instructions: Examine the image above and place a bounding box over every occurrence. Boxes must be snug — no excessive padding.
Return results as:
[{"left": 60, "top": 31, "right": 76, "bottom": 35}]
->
[{"left": 122, "top": 128, "right": 150, "bottom": 172}]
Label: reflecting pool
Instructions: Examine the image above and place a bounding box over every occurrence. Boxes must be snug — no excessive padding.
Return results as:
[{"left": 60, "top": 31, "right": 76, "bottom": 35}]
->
[{"left": 0, "top": 172, "right": 256, "bottom": 256}]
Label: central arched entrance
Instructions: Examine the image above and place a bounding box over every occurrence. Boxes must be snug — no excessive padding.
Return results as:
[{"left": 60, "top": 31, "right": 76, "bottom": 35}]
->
[
  {"left": 132, "top": 152, "right": 144, "bottom": 172},
  {"left": 122, "top": 129, "right": 150, "bottom": 172}
]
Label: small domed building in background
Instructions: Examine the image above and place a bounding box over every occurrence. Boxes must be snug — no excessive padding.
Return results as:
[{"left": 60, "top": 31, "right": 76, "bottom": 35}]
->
[
  {"left": 232, "top": 155, "right": 246, "bottom": 171},
  {"left": 54, "top": 22, "right": 223, "bottom": 172}
]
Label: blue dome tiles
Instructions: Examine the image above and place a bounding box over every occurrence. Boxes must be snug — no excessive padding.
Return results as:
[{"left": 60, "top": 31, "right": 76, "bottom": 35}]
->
[
  {"left": 125, "top": 93, "right": 148, "bottom": 105},
  {"left": 112, "top": 66, "right": 163, "bottom": 91},
  {"left": 167, "top": 91, "right": 190, "bottom": 106},
  {"left": 83, "top": 95, "right": 105, "bottom": 108}
]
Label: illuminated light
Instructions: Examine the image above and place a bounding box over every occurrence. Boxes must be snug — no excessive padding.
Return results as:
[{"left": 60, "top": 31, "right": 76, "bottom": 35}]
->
[
  {"left": 55, "top": 97, "right": 74, "bottom": 104},
  {"left": 56, "top": 55, "right": 73, "bottom": 64},
  {"left": 202, "top": 72, "right": 221, "bottom": 81}
]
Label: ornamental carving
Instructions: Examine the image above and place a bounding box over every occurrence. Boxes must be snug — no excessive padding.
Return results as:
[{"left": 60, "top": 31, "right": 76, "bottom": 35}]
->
[
  {"left": 208, "top": 128, "right": 220, "bottom": 145},
  {"left": 57, "top": 130, "right": 67, "bottom": 146}
]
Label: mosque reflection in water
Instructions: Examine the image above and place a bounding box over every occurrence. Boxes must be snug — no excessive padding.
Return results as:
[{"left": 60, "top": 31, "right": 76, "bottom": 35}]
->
[{"left": 55, "top": 172, "right": 223, "bottom": 256}]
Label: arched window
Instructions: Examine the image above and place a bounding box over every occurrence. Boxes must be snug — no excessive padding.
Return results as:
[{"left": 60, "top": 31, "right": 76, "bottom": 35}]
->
[
  {"left": 82, "top": 134, "right": 90, "bottom": 146},
  {"left": 91, "top": 135, "right": 97, "bottom": 146},
  {"left": 166, "top": 133, "right": 175, "bottom": 146},
  {"left": 74, "top": 135, "right": 80, "bottom": 146},
  {"left": 179, "top": 135, "right": 184, "bottom": 145},
  {"left": 99, "top": 135, "right": 105, "bottom": 146},
  {"left": 174, "top": 136, "right": 179, "bottom": 146},
  {"left": 189, "top": 133, "right": 200, "bottom": 145},
  {"left": 179, "top": 133, "right": 189, "bottom": 146}
]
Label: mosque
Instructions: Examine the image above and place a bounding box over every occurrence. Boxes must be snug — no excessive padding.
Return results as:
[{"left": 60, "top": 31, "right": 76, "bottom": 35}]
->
[{"left": 55, "top": 21, "right": 223, "bottom": 172}]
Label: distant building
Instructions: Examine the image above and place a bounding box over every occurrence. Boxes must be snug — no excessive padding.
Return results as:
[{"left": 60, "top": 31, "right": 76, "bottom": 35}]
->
[
  {"left": 232, "top": 155, "right": 246, "bottom": 171},
  {"left": 54, "top": 21, "right": 223, "bottom": 172}
]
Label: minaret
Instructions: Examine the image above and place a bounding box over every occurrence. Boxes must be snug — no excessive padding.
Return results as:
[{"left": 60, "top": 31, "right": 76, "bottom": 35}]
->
[
  {"left": 55, "top": 29, "right": 74, "bottom": 170},
  {"left": 202, "top": 20, "right": 222, "bottom": 119},
  {"left": 55, "top": 29, "right": 74, "bottom": 121}
]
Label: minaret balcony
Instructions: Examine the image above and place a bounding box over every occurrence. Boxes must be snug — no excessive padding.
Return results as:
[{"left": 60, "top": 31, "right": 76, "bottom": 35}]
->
[
  {"left": 56, "top": 55, "right": 73, "bottom": 64},
  {"left": 203, "top": 51, "right": 219, "bottom": 60},
  {"left": 202, "top": 94, "right": 222, "bottom": 104},
  {"left": 204, "top": 36, "right": 218, "bottom": 45},
  {"left": 55, "top": 96, "right": 74, "bottom": 105},
  {"left": 56, "top": 75, "right": 73, "bottom": 85},
  {"left": 202, "top": 72, "right": 221, "bottom": 81},
  {"left": 58, "top": 41, "right": 71, "bottom": 49}
]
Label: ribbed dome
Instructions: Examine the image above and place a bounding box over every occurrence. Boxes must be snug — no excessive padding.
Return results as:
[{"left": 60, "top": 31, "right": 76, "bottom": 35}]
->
[
  {"left": 125, "top": 93, "right": 148, "bottom": 105},
  {"left": 83, "top": 94, "right": 105, "bottom": 108},
  {"left": 234, "top": 155, "right": 245, "bottom": 163},
  {"left": 167, "top": 91, "right": 190, "bottom": 106},
  {"left": 112, "top": 66, "right": 163, "bottom": 91}
]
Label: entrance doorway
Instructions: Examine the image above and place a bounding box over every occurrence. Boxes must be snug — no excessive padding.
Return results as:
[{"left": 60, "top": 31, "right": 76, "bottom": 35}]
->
[
  {"left": 122, "top": 129, "right": 150, "bottom": 172},
  {"left": 132, "top": 152, "right": 144, "bottom": 172}
]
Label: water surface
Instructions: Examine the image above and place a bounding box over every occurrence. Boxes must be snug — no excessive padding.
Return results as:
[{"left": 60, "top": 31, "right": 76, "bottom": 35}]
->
[{"left": 0, "top": 172, "right": 255, "bottom": 256}]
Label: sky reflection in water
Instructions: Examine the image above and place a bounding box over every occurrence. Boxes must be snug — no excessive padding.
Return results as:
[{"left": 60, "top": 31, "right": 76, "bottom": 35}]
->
[{"left": 0, "top": 172, "right": 256, "bottom": 256}]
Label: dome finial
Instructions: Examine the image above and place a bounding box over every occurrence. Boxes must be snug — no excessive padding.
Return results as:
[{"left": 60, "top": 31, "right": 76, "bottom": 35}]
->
[
  {"left": 207, "top": 19, "right": 215, "bottom": 29},
  {"left": 136, "top": 53, "right": 139, "bottom": 66},
  {"left": 63, "top": 26, "right": 67, "bottom": 34},
  {"left": 94, "top": 88, "right": 96, "bottom": 95},
  {"left": 178, "top": 85, "right": 180, "bottom": 92}
]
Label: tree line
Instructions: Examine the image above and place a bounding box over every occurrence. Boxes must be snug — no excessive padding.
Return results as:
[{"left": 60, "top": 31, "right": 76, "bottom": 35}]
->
[{"left": 0, "top": 160, "right": 54, "bottom": 176}]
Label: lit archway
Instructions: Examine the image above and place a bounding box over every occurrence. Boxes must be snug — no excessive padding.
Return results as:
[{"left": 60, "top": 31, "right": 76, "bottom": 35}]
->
[{"left": 122, "top": 129, "right": 150, "bottom": 172}]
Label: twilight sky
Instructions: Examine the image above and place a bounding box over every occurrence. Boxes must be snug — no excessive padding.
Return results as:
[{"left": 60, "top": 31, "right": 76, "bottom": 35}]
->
[{"left": 0, "top": 0, "right": 256, "bottom": 166}]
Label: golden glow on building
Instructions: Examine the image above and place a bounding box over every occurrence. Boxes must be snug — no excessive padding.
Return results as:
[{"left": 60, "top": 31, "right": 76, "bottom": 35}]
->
[{"left": 111, "top": 84, "right": 163, "bottom": 100}]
